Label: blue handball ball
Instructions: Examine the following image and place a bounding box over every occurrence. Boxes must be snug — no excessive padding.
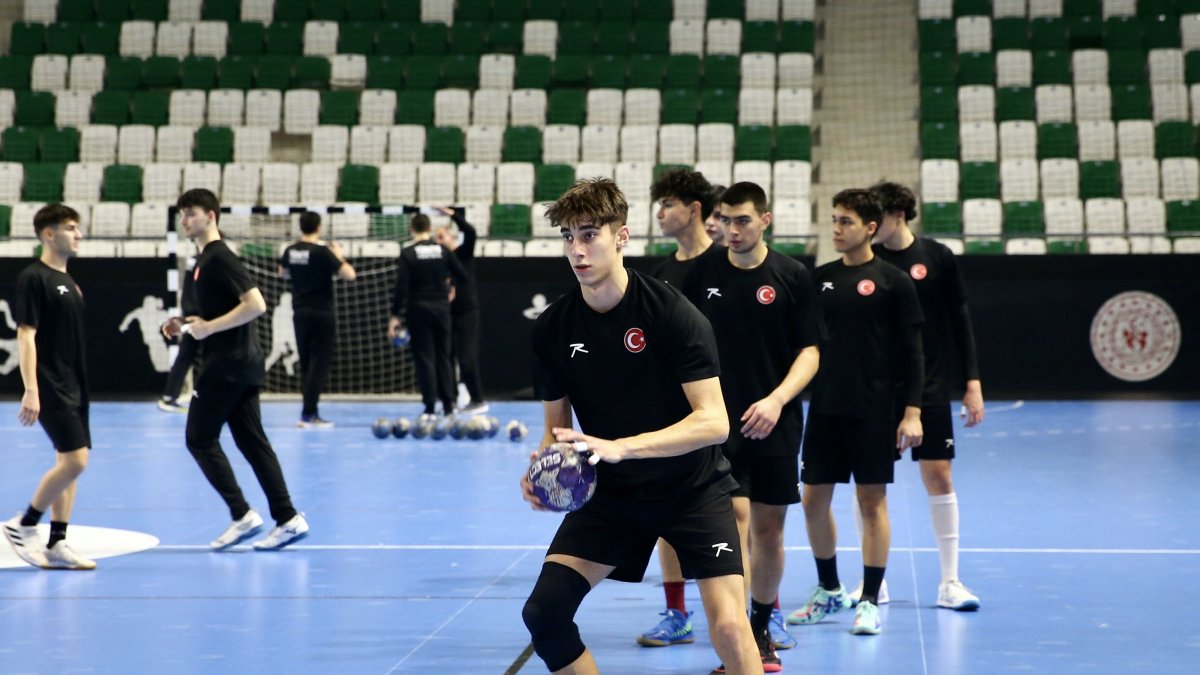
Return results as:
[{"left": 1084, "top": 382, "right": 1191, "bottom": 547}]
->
[
  {"left": 487, "top": 416, "right": 501, "bottom": 438},
  {"left": 527, "top": 442, "right": 597, "bottom": 512},
  {"left": 506, "top": 420, "right": 529, "bottom": 442},
  {"left": 410, "top": 415, "right": 430, "bottom": 439},
  {"left": 371, "top": 418, "right": 391, "bottom": 439},
  {"left": 448, "top": 416, "right": 465, "bottom": 440},
  {"left": 431, "top": 417, "right": 449, "bottom": 440},
  {"left": 465, "top": 416, "right": 490, "bottom": 440},
  {"left": 391, "top": 417, "right": 410, "bottom": 439},
  {"left": 391, "top": 328, "right": 411, "bottom": 348}
]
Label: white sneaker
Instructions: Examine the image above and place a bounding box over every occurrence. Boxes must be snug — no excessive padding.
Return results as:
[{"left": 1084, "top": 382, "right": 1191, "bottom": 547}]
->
[
  {"left": 252, "top": 514, "right": 309, "bottom": 551},
  {"left": 41, "top": 541, "right": 97, "bottom": 570},
  {"left": 210, "top": 509, "right": 264, "bottom": 550},
  {"left": 460, "top": 401, "right": 489, "bottom": 415},
  {"left": 2, "top": 515, "right": 46, "bottom": 567},
  {"left": 937, "top": 579, "right": 980, "bottom": 611},
  {"left": 157, "top": 397, "right": 188, "bottom": 413},
  {"left": 848, "top": 578, "right": 890, "bottom": 605},
  {"left": 296, "top": 415, "right": 334, "bottom": 429},
  {"left": 851, "top": 601, "right": 882, "bottom": 635}
]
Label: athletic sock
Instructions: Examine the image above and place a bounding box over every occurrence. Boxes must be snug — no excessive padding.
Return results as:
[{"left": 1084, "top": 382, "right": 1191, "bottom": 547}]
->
[
  {"left": 929, "top": 492, "right": 960, "bottom": 582},
  {"left": 20, "top": 505, "right": 43, "bottom": 527},
  {"left": 861, "top": 566, "right": 886, "bottom": 606},
  {"left": 749, "top": 599, "right": 773, "bottom": 638},
  {"left": 773, "top": 597, "right": 781, "bottom": 610},
  {"left": 664, "top": 581, "right": 686, "bottom": 614},
  {"left": 48, "top": 521, "right": 67, "bottom": 549},
  {"left": 815, "top": 555, "right": 840, "bottom": 591}
]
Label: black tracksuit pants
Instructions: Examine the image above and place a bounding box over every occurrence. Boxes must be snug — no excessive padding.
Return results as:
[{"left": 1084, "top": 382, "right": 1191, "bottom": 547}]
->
[
  {"left": 408, "top": 300, "right": 455, "bottom": 414},
  {"left": 293, "top": 308, "right": 335, "bottom": 417},
  {"left": 162, "top": 333, "right": 198, "bottom": 400},
  {"left": 451, "top": 306, "right": 484, "bottom": 403}
]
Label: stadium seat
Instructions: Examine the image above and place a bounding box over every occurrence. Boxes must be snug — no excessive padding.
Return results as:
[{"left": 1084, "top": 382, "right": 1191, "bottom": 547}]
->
[
  {"left": 534, "top": 163, "right": 575, "bottom": 201},
  {"left": 339, "top": 164, "right": 379, "bottom": 203},
  {"left": 193, "top": 126, "right": 233, "bottom": 164},
  {"left": 103, "top": 164, "right": 143, "bottom": 203}
]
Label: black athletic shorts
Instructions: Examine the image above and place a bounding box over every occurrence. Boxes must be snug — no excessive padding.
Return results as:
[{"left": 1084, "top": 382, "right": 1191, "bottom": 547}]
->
[
  {"left": 801, "top": 413, "right": 895, "bottom": 485},
  {"left": 546, "top": 486, "right": 744, "bottom": 583},
  {"left": 39, "top": 405, "right": 91, "bottom": 452},
  {"left": 899, "top": 403, "right": 956, "bottom": 461},
  {"left": 730, "top": 452, "right": 801, "bottom": 505}
]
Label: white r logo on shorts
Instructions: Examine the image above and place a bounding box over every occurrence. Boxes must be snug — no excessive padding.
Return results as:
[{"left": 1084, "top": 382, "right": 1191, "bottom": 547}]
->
[{"left": 712, "top": 542, "right": 732, "bottom": 557}]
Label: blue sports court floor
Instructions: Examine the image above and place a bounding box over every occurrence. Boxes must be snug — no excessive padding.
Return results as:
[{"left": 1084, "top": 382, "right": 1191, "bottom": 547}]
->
[{"left": 1, "top": 399, "right": 1197, "bottom": 674}]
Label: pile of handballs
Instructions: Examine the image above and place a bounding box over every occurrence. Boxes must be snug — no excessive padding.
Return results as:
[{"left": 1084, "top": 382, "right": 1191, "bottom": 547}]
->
[{"left": 372, "top": 415, "right": 528, "bottom": 442}]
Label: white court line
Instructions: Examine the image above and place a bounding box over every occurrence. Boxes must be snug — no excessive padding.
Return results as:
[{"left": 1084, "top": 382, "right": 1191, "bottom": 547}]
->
[{"left": 151, "top": 544, "right": 1200, "bottom": 554}]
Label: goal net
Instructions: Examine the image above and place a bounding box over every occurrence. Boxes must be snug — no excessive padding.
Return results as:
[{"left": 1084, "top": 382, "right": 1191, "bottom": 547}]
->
[{"left": 166, "top": 205, "right": 448, "bottom": 398}]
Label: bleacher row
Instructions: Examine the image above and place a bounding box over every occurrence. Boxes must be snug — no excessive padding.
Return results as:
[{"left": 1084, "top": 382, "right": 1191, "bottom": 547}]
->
[{"left": 919, "top": 0, "right": 1200, "bottom": 253}]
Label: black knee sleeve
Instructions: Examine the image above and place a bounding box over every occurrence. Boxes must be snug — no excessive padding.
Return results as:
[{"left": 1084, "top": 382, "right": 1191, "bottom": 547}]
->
[{"left": 522, "top": 561, "right": 592, "bottom": 671}]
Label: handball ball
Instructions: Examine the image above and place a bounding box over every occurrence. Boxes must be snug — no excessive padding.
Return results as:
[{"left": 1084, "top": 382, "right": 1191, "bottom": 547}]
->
[
  {"left": 527, "top": 442, "right": 597, "bottom": 512},
  {"left": 507, "top": 420, "right": 529, "bottom": 442},
  {"left": 487, "top": 416, "right": 501, "bottom": 438},
  {"left": 372, "top": 418, "right": 391, "bottom": 439},
  {"left": 410, "top": 416, "right": 429, "bottom": 439},
  {"left": 448, "top": 416, "right": 465, "bottom": 440},
  {"left": 466, "top": 416, "right": 490, "bottom": 440},
  {"left": 391, "top": 417, "right": 410, "bottom": 439},
  {"left": 391, "top": 328, "right": 411, "bottom": 348},
  {"left": 431, "top": 417, "right": 449, "bottom": 440}
]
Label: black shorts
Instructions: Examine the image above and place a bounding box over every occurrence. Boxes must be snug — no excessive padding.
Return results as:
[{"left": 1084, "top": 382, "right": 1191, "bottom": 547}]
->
[
  {"left": 801, "top": 413, "right": 894, "bottom": 485},
  {"left": 730, "top": 452, "right": 801, "bottom": 505},
  {"left": 899, "top": 404, "right": 956, "bottom": 461},
  {"left": 546, "top": 487, "right": 744, "bottom": 583},
  {"left": 39, "top": 406, "right": 91, "bottom": 452}
]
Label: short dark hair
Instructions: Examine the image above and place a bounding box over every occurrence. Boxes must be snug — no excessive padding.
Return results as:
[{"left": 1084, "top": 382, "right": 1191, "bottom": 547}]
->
[
  {"left": 410, "top": 213, "right": 431, "bottom": 233},
  {"left": 176, "top": 188, "right": 221, "bottom": 222},
  {"left": 701, "top": 184, "right": 725, "bottom": 219},
  {"left": 870, "top": 181, "right": 918, "bottom": 221},
  {"left": 544, "top": 177, "right": 629, "bottom": 231},
  {"left": 299, "top": 211, "right": 322, "bottom": 234},
  {"left": 650, "top": 168, "right": 713, "bottom": 209},
  {"left": 833, "top": 188, "right": 883, "bottom": 229},
  {"left": 720, "top": 182, "right": 770, "bottom": 215},
  {"left": 33, "top": 204, "right": 81, "bottom": 238}
]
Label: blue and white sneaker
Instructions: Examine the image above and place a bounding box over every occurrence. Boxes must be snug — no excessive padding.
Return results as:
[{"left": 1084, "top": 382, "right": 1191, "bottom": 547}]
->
[
  {"left": 210, "top": 510, "right": 264, "bottom": 550},
  {"left": 769, "top": 608, "right": 797, "bottom": 650},
  {"left": 851, "top": 600, "right": 882, "bottom": 635},
  {"left": 787, "top": 585, "right": 853, "bottom": 625},
  {"left": 252, "top": 514, "right": 309, "bottom": 551},
  {"left": 636, "top": 609, "right": 695, "bottom": 647},
  {"left": 937, "top": 580, "right": 980, "bottom": 611}
]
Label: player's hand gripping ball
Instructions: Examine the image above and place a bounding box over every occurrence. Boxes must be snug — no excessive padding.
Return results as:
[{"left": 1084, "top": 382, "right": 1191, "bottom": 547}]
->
[
  {"left": 372, "top": 418, "right": 391, "bottom": 439},
  {"left": 391, "top": 417, "right": 411, "bottom": 439},
  {"left": 527, "top": 442, "right": 598, "bottom": 512},
  {"left": 506, "top": 420, "right": 529, "bottom": 441}
]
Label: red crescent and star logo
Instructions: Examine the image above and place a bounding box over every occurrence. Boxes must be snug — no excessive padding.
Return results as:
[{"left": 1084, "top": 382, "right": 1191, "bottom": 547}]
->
[
  {"left": 857, "top": 279, "right": 876, "bottom": 296},
  {"left": 756, "top": 285, "right": 776, "bottom": 305},
  {"left": 910, "top": 264, "right": 927, "bottom": 280},
  {"left": 624, "top": 327, "right": 646, "bottom": 353}
]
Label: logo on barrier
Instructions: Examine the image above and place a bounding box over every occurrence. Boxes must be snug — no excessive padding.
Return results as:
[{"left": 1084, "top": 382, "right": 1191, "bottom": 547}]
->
[{"left": 1090, "top": 291, "right": 1181, "bottom": 382}]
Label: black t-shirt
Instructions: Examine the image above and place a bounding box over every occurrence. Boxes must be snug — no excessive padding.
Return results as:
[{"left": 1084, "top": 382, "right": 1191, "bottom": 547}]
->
[
  {"left": 193, "top": 239, "right": 265, "bottom": 385},
  {"left": 391, "top": 239, "right": 467, "bottom": 316},
  {"left": 873, "top": 238, "right": 980, "bottom": 404},
  {"left": 279, "top": 241, "right": 343, "bottom": 312},
  {"left": 811, "top": 256, "right": 925, "bottom": 421},
  {"left": 651, "top": 242, "right": 714, "bottom": 288},
  {"left": 449, "top": 212, "right": 479, "bottom": 314},
  {"left": 682, "top": 248, "right": 823, "bottom": 456},
  {"left": 533, "top": 269, "right": 735, "bottom": 499},
  {"left": 14, "top": 260, "right": 88, "bottom": 409}
]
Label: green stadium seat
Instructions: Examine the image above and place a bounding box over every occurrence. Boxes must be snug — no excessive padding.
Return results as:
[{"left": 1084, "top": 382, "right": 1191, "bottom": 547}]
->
[
  {"left": 922, "top": 202, "right": 963, "bottom": 234},
  {"left": 638, "top": 0, "right": 672, "bottom": 21},
  {"left": 772, "top": 241, "right": 809, "bottom": 256},
  {"left": 41, "top": 127, "right": 80, "bottom": 164},
  {"left": 997, "top": 86, "right": 1035, "bottom": 120},
  {"left": 103, "top": 164, "right": 143, "bottom": 203},
  {"left": 413, "top": 22, "right": 449, "bottom": 55},
  {"left": 80, "top": 21, "right": 120, "bottom": 55},
  {"left": 130, "top": 0, "right": 168, "bottom": 21},
  {"left": 559, "top": 21, "right": 596, "bottom": 56},
  {"left": 218, "top": 56, "right": 256, "bottom": 89},
  {"left": 202, "top": 0, "right": 240, "bottom": 22},
  {"left": 627, "top": 54, "right": 666, "bottom": 88},
  {"left": 1142, "top": 15, "right": 1181, "bottom": 50},
  {"left": 59, "top": 0, "right": 97, "bottom": 21},
  {"left": 1064, "top": 0, "right": 1101, "bottom": 16},
  {"left": 449, "top": 21, "right": 488, "bottom": 54},
  {"left": 1038, "top": 122, "right": 1078, "bottom": 159},
  {"left": 320, "top": 90, "right": 359, "bottom": 126},
  {"left": 600, "top": 0, "right": 635, "bottom": 20},
  {"left": 1156, "top": 122, "right": 1194, "bottom": 159},
  {"left": 266, "top": 22, "right": 304, "bottom": 55},
  {"left": 181, "top": 56, "right": 219, "bottom": 89},
  {"left": 535, "top": 164, "right": 576, "bottom": 201},
  {"left": 921, "top": 122, "right": 959, "bottom": 159},
  {"left": 142, "top": 56, "right": 181, "bottom": 88},
  {"left": 256, "top": 55, "right": 293, "bottom": 90},
  {"left": 366, "top": 56, "right": 405, "bottom": 89},
  {"left": 1066, "top": 15, "right": 1103, "bottom": 50},
  {"left": 1137, "top": 0, "right": 1175, "bottom": 15},
  {"left": 964, "top": 239, "right": 1004, "bottom": 254},
  {"left": 441, "top": 54, "right": 479, "bottom": 88},
  {"left": 780, "top": 21, "right": 815, "bottom": 53},
  {"left": 491, "top": 0, "right": 525, "bottom": 21},
  {"left": 0, "top": 204, "right": 10, "bottom": 238},
  {"left": 15, "top": 92, "right": 55, "bottom": 128},
  {"left": 381, "top": 0, "right": 420, "bottom": 21},
  {"left": 395, "top": 90, "right": 434, "bottom": 125},
  {"left": 920, "top": 86, "right": 958, "bottom": 122},
  {"left": 503, "top": 126, "right": 542, "bottom": 163},
  {"left": 527, "top": 0, "right": 560, "bottom": 21},
  {"left": 375, "top": 23, "right": 414, "bottom": 55},
  {"left": 708, "top": 0, "right": 742, "bottom": 19},
  {"left": 562, "top": 4, "right": 599, "bottom": 21},
  {"left": 2, "top": 127, "right": 41, "bottom": 164},
  {"left": 961, "top": 161, "right": 999, "bottom": 199},
  {"left": 131, "top": 91, "right": 169, "bottom": 126},
  {"left": 631, "top": 21, "right": 670, "bottom": 55},
  {"left": 1111, "top": 84, "right": 1151, "bottom": 120},
  {"left": 515, "top": 55, "right": 552, "bottom": 89},
  {"left": 1166, "top": 200, "right": 1200, "bottom": 235},
  {"left": 426, "top": 126, "right": 464, "bottom": 163},
  {"left": 1033, "top": 50, "right": 1071, "bottom": 85},
  {"left": 547, "top": 89, "right": 587, "bottom": 126},
  {"left": 1102, "top": 16, "right": 1143, "bottom": 50},
  {"left": 736, "top": 125, "right": 774, "bottom": 161},
  {"left": 552, "top": 55, "right": 591, "bottom": 88},
  {"left": 339, "top": 164, "right": 379, "bottom": 203},
  {"left": 338, "top": 23, "right": 375, "bottom": 55},
  {"left": 661, "top": 89, "right": 700, "bottom": 124},
  {"left": 490, "top": 204, "right": 532, "bottom": 238},
  {"left": 1108, "top": 49, "right": 1147, "bottom": 85},
  {"left": 311, "top": 0, "right": 348, "bottom": 21},
  {"left": 954, "top": 0, "right": 990, "bottom": 15},
  {"left": 920, "top": 51, "right": 957, "bottom": 86},
  {"left": 92, "top": 90, "right": 132, "bottom": 125},
  {"left": 0, "top": 56, "right": 33, "bottom": 90},
  {"left": 1030, "top": 18, "right": 1068, "bottom": 50},
  {"left": 9, "top": 22, "right": 45, "bottom": 56},
  {"left": 293, "top": 56, "right": 331, "bottom": 88},
  {"left": 743, "top": 21, "right": 778, "bottom": 53},
  {"left": 1079, "top": 160, "right": 1120, "bottom": 199},
  {"left": 700, "top": 88, "right": 737, "bottom": 124},
  {"left": 958, "top": 52, "right": 995, "bottom": 85},
  {"left": 776, "top": 125, "right": 812, "bottom": 161},
  {"left": 45, "top": 23, "right": 82, "bottom": 56},
  {"left": 487, "top": 21, "right": 523, "bottom": 54},
  {"left": 665, "top": 55, "right": 702, "bottom": 88},
  {"left": 193, "top": 126, "right": 233, "bottom": 163},
  {"left": 595, "top": 22, "right": 632, "bottom": 55},
  {"left": 1003, "top": 201, "right": 1045, "bottom": 235},
  {"left": 228, "top": 22, "right": 266, "bottom": 57},
  {"left": 993, "top": 18, "right": 1030, "bottom": 50},
  {"left": 273, "top": 1, "right": 309, "bottom": 23},
  {"left": 1046, "top": 238, "right": 1087, "bottom": 253},
  {"left": 703, "top": 55, "right": 740, "bottom": 90},
  {"left": 920, "top": 19, "right": 956, "bottom": 52},
  {"left": 24, "top": 163, "right": 66, "bottom": 202},
  {"left": 590, "top": 55, "right": 628, "bottom": 89},
  {"left": 455, "top": 0, "right": 491, "bottom": 22}
]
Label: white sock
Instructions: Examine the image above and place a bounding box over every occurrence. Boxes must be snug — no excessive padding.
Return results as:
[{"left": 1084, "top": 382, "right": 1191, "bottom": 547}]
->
[{"left": 929, "top": 492, "right": 959, "bottom": 583}]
